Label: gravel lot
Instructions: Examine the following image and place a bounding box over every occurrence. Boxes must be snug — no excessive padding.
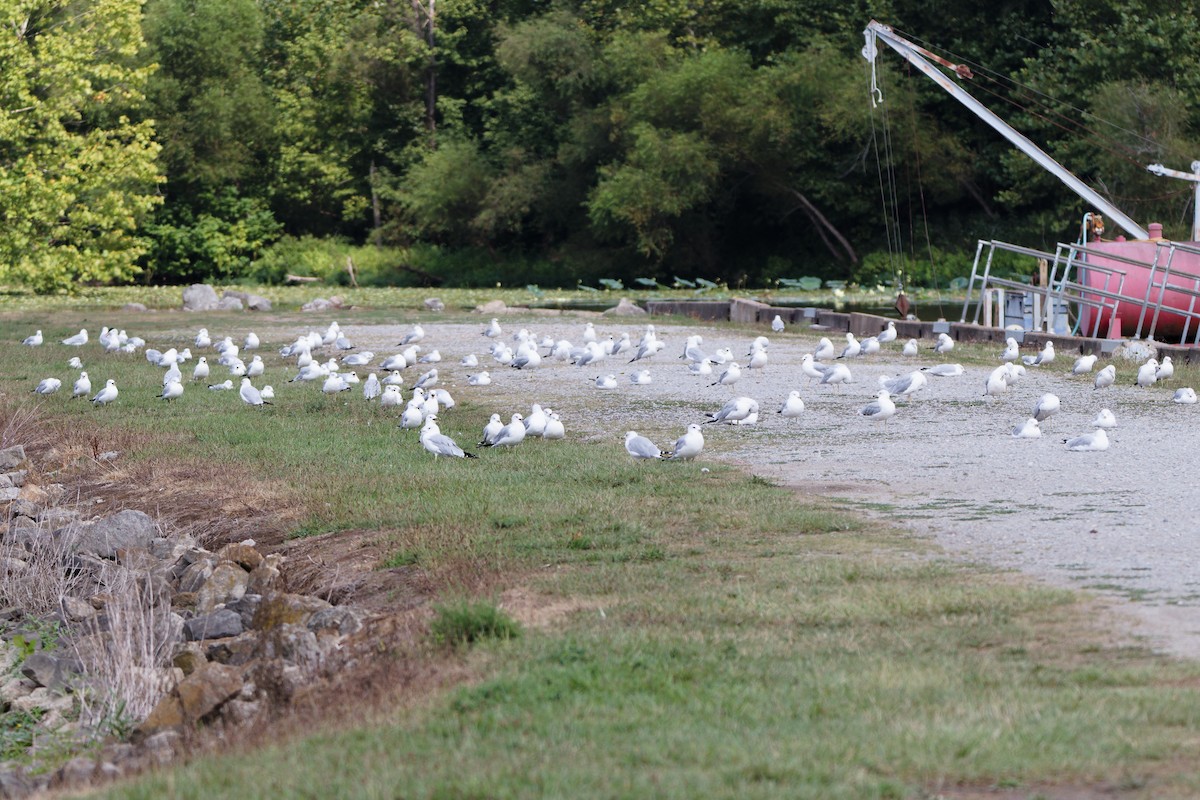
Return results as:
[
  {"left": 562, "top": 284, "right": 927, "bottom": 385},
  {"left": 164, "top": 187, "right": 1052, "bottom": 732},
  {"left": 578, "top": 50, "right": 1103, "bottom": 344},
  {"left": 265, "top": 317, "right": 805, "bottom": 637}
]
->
[{"left": 341, "top": 312, "right": 1200, "bottom": 658}]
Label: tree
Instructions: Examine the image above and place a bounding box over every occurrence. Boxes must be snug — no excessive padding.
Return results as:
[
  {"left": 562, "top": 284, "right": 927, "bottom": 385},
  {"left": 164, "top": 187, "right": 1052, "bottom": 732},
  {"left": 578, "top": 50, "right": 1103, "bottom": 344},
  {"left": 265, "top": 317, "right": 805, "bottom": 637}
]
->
[{"left": 0, "top": 0, "right": 161, "bottom": 293}]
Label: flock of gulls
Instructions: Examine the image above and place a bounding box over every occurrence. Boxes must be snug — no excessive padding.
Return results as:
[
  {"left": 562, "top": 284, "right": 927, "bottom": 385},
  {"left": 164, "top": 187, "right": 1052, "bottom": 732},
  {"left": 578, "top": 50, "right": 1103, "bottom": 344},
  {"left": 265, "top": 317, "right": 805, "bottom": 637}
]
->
[{"left": 18, "top": 311, "right": 1193, "bottom": 459}]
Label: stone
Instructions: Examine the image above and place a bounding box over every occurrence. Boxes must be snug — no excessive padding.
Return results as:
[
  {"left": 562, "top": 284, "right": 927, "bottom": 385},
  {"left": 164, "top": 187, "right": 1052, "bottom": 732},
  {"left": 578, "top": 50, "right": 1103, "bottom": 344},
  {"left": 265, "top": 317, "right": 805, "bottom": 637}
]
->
[
  {"left": 255, "top": 624, "right": 321, "bottom": 672},
  {"left": 0, "top": 488, "right": 19, "bottom": 503},
  {"left": 226, "top": 594, "right": 262, "bottom": 630},
  {"left": 0, "top": 474, "right": 12, "bottom": 489},
  {"left": 216, "top": 542, "right": 263, "bottom": 571},
  {"left": 0, "top": 446, "right": 26, "bottom": 470},
  {"left": 172, "top": 642, "right": 206, "bottom": 676},
  {"left": 195, "top": 561, "right": 249, "bottom": 613},
  {"left": 245, "top": 556, "right": 282, "bottom": 595},
  {"left": 0, "top": 676, "right": 36, "bottom": 704},
  {"left": 49, "top": 757, "right": 95, "bottom": 789},
  {"left": 121, "top": 302, "right": 148, "bottom": 313},
  {"left": 182, "top": 284, "right": 220, "bottom": 311},
  {"left": 149, "top": 536, "right": 195, "bottom": 563},
  {"left": 474, "top": 299, "right": 508, "bottom": 315},
  {"left": 221, "top": 698, "right": 262, "bottom": 726},
  {"left": 602, "top": 297, "right": 647, "bottom": 316},
  {"left": 178, "top": 560, "right": 214, "bottom": 593},
  {"left": 4, "top": 470, "right": 26, "bottom": 487},
  {"left": 37, "top": 507, "right": 78, "bottom": 528},
  {"left": 59, "top": 596, "right": 95, "bottom": 623},
  {"left": 250, "top": 592, "right": 330, "bottom": 631},
  {"left": 19, "top": 652, "right": 69, "bottom": 692},
  {"left": 41, "top": 484, "right": 67, "bottom": 506},
  {"left": 183, "top": 609, "right": 243, "bottom": 641},
  {"left": 135, "top": 663, "right": 242, "bottom": 740},
  {"left": 11, "top": 687, "right": 74, "bottom": 719},
  {"left": 0, "top": 557, "right": 28, "bottom": 576},
  {"left": 74, "top": 510, "right": 157, "bottom": 559},
  {"left": 224, "top": 290, "right": 272, "bottom": 311},
  {"left": 97, "top": 451, "right": 120, "bottom": 462},
  {"left": 301, "top": 297, "right": 333, "bottom": 312},
  {"left": 216, "top": 296, "right": 244, "bottom": 312},
  {"left": 0, "top": 769, "right": 34, "bottom": 799},
  {"left": 424, "top": 297, "right": 445, "bottom": 312},
  {"left": 7, "top": 498, "right": 38, "bottom": 519},
  {"left": 307, "top": 606, "right": 363, "bottom": 638},
  {"left": 205, "top": 632, "right": 259, "bottom": 667}
]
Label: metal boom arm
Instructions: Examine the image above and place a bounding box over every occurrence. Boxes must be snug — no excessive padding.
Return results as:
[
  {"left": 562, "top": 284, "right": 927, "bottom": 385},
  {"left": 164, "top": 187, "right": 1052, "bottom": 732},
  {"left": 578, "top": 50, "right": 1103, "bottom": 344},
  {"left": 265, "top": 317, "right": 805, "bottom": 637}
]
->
[{"left": 863, "top": 20, "right": 1149, "bottom": 240}]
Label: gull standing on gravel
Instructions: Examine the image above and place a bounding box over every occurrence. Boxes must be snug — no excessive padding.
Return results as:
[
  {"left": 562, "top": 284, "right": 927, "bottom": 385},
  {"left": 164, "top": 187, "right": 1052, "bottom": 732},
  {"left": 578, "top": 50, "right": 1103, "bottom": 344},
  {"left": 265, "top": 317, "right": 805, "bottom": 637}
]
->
[
  {"left": 877, "top": 321, "right": 897, "bottom": 345},
  {"left": 747, "top": 346, "right": 769, "bottom": 371},
  {"left": 630, "top": 369, "right": 652, "bottom": 385},
  {"left": 1023, "top": 341, "right": 1055, "bottom": 366},
  {"left": 837, "top": 333, "right": 861, "bottom": 359},
  {"left": 922, "top": 363, "right": 963, "bottom": 377},
  {"left": 858, "top": 390, "right": 896, "bottom": 423},
  {"left": 1094, "top": 364, "right": 1116, "bottom": 390},
  {"left": 1092, "top": 409, "right": 1117, "bottom": 428},
  {"left": 933, "top": 332, "right": 955, "bottom": 354},
  {"left": 771, "top": 315, "right": 785, "bottom": 333},
  {"left": 800, "top": 354, "right": 829, "bottom": 383},
  {"left": 483, "top": 414, "right": 526, "bottom": 448},
  {"left": 1157, "top": 356, "right": 1175, "bottom": 383},
  {"left": 1173, "top": 387, "right": 1197, "bottom": 404},
  {"left": 1011, "top": 418, "right": 1041, "bottom": 438},
  {"left": 1065, "top": 428, "right": 1109, "bottom": 452},
  {"left": 467, "top": 372, "right": 492, "bottom": 386},
  {"left": 91, "top": 379, "right": 118, "bottom": 405},
  {"left": 1071, "top": 354, "right": 1098, "bottom": 375},
  {"left": 902, "top": 339, "right": 919, "bottom": 357},
  {"left": 667, "top": 424, "right": 704, "bottom": 460},
  {"left": 484, "top": 318, "right": 502, "bottom": 338},
  {"left": 1031, "top": 393, "right": 1060, "bottom": 423},
  {"left": 880, "top": 370, "right": 926, "bottom": 401},
  {"left": 1135, "top": 359, "right": 1158, "bottom": 388},
  {"left": 71, "top": 372, "right": 91, "bottom": 398},
  {"left": 819, "top": 363, "right": 853, "bottom": 390},
  {"left": 418, "top": 349, "right": 442, "bottom": 364},
  {"left": 860, "top": 336, "right": 880, "bottom": 357},
  {"left": 985, "top": 365, "right": 1011, "bottom": 397},
  {"left": 778, "top": 391, "right": 805, "bottom": 417},
  {"left": 624, "top": 431, "right": 662, "bottom": 462},
  {"left": 400, "top": 324, "right": 425, "bottom": 345},
  {"left": 62, "top": 329, "right": 88, "bottom": 347},
  {"left": 22, "top": 330, "right": 42, "bottom": 347},
  {"left": 594, "top": 374, "right": 618, "bottom": 389},
  {"left": 420, "top": 416, "right": 476, "bottom": 459},
  {"left": 711, "top": 362, "right": 741, "bottom": 389},
  {"left": 814, "top": 337, "right": 835, "bottom": 361},
  {"left": 1000, "top": 338, "right": 1019, "bottom": 362},
  {"left": 33, "top": 378, "right": 61, "bottom": 395},
  {"left": 705, "top": 396, "right": 759, "bottom": 424}
]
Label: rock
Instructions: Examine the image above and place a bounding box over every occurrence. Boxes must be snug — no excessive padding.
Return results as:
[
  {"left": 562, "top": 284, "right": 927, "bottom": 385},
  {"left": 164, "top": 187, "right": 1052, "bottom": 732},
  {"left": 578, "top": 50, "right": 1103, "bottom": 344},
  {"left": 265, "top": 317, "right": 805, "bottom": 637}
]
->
[
  {"left": 602, "top": 297, "right": 646, "bottom": 316},
  {"left": 49, "top": 757, "right": 95, "bottom": 790},
  {"left": 216, "top": 543, "right": 263, "bottom": 571},
  {"left": 216, "top": 296, "right": 244, "bottom": 312},
  {"left": 135, "top": 663, "right": 243, "bottom": 740},
  {"left": 195, "top": 561, "right": 249, "bottom": 613},
  {"left": 223, "top": 290, "right": 272, "bottom": 311},
  {"left": 301, "top": 296, "right": 344, "bottom": 312},
  {"left": 0, "top": 676, "right": 36, "bottom": 704},
  {"left": 58, "top": 596, "right": 95, "bottom": 623},
  {"left": 121, "top": 302, "right": 148, "bottom": 313},
  {"left": 149, "top": 536, "right": 195, "bottom": 564},
  {"left": 0, "top": 487, "right": 21, "bottom": 502},
  {"left": 0, "top": 557, "right": 28, "bottom": 576},
  {"left": 0, "top": 769, "right": 34, "bottom": 799},
  {"left": 474, "top": 299, "right": 508, "bottom": 315},
  {"left": 178, "top": 560, "right": 214, "bottom": 593},
  {"left": 41, "top": 484, "right": 67, "bottom": 506},
  {"left": 307, "top": 606, "right": 363, "bottom": 638},
  {"left": 221, "top": 698, "right": 262, "bottom": 726},
  {"left": 97, "top": 451, "right": 120, "bottom": 462},
  {"left": 0, "top": 446, "right": 26, "bottom": 470},
  {"left": 246, "top": 555, "right": 283, "bottom": 594},
  {"left": 226, "top": 594, "right": 262, "bottom": 631},
  {"left": 255, "top": 624, "right": 321, "bottom": 672},
  {"left": 7, "top": 499, "right": 39, "bottom": 519},
  {"left": 0, "top": 474, "right": 13, "bottom": 490},
  {"left": 74, "top": 510, "right": 157, "bottom": 559},
  {"left": 182, "top": 284, "right": 220, "bottom": 312},
  {"left": 205, "top": 632, "right": 259, "bottom": 667},
  {"left": 424, "top": 297, "right": 445, "bottom": 312},
  {"left": 172, "top": 643, "right": 206, "bottom": 676},
  {"left": 251, "top": 593, "right": 331, "bottom": 631},
  {"left": 183, "top": 609, "right": 243, "bottom": 641},
  {"left": 37, "top": 507, "right": 78, "bottom": 528},
  {"left": 140, "top": 730, "right": 181, "bottom": 765},
  {"left": 11, "top": 687, "right": 74, "bottom": 721},
  {"left": 19, "top": 652, "right": 70, "bottom": 693}
]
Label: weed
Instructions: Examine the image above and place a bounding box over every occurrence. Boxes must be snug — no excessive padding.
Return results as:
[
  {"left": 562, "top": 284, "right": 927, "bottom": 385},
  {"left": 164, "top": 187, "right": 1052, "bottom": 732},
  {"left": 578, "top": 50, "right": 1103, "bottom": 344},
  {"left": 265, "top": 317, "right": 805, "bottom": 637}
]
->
[{"left": 429, "top": 601, "right": 521, "bottom": 648}]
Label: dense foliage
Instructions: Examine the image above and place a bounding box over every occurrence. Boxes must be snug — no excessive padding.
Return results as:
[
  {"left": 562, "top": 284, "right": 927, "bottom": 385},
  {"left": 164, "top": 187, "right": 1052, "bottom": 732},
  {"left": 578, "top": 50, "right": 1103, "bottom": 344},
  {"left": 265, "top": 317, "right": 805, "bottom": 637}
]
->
[{"left": 6, "top": 0, "right": 1200, "bottom": 291}]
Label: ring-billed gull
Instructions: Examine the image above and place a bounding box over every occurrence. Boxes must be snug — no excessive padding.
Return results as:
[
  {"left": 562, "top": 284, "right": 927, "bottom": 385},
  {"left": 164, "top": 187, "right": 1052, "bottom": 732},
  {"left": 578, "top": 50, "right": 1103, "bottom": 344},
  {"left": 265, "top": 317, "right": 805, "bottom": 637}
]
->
[
  {"left": 819, "top": 363, "right": 853, "bottom": 389},
  {"left": 342, "top": 351, "right": 374, "bottom": 367},
  {"left": 934, "top": 332, "right": 955, "bottom": 354},
  {"left": 778, "top": 391, "right": 805, "bottom": 417},
  {"left": 1173, "top": 387, "right": 1197, "bottom": 404},
  {"left": 524, "top": 404, "right": 549, "bottom": 436},
  {"left": 1157, "top": 356, "right": 1175, "bottom": 382},
  {"left": 68, "top": 357, "right": 82, "bottom": 369},
  {"left": 400, "top": 324, "right": 425, "bottom": 345},
  {"left": 484, "top": 318, "right": 502, "bottom": 338},
  {"left": 363, "top": 373, "right": 381, "bottom": 400},
  {"left": 858, "top": 390, "right": 896, "bottom": 423},
  {"left": 1071, "top": 354, "right": 1098, "bottom": 374},
  {"left": 461, "top": 353, "right": 479, "bottom": 368},
  {"left": 543, "top": 412, "right": 565, "bottom": 440},
  {"left": 160, "top": 380, "right": 184, "bottom": 403},
  {"left": 479, "top": 413, "right": 504, "bottom": 445},
  {"left": 192, "top": 357, "right": 210, "bottom": 382},
  {"left": 421, "top": 416, "right": 476, "bottom": 459},
  {"left": 902, "top": 339, "right": 919, "bottom": 357},
  {"left": 1091, "top": 408, "right": 1117, "bottom": 428},
  {"left": 667, "top": 424, "right": 704, "bottom": 460},
  {"left": 1094, "top": 364, "right": 1116, "bottom": 390},
  {"left": 467, "top": 372, "right": 492, "bottom": 386},
  {"left": 879, "top": 370, "right": 926, "bottom": 401},
  {"left": 400, "top": 403, "right": 424, "bottom": 429},
  {"left": 631, "top": 369, "right": 652, "bottom": 385},
  {"left": 747, "top": 347, "right": 768, "bottom": 370},
  {"left": 689, "top": 359, "right": 713, "bottom": 377},
  {"left": 483, "top": 414, "right": 526, "bottom": 448},
  {"left": 381, "top": 385, "right": 404, "bottom": 409},
  {"left": 1022, "top": 341, "right": 1055, "bottom": 366},
  {"left": 771, "top": 315, "right": 785, "bottom": 333},
  {"left": 594, "top": 375, "right": 618, "bottom": 389},
  {"left": 261, "top": 385, "right": 275, "bottom": 400},
  {"left": 72, "top": 372, "right": 91, "bottom": 398},
  {"left": 624, "top": 431, "right": 662, "bottom": 462},
  {"left": 1135, "top": 359, "right": 1158, "bottom": 387},
  {"left": 800, "top": 354, "right": 829, "bottom": 383},
  {"left": 413, "top": 368, "right": 439, "bottom": 390},
  {"left": 705, "top": 396, "right": 759, "bottom": 424},
  {"left": 33, "top": 378, "right": 61, "bottom": 395},
  {"left": 1000, "top": 338, "right": 1019, "bottom": 362},
  {"left": 1065, "top": 428, "right": 1109, "bottom": 451},
  {"left": 711, "top": 362, "right": 741, "bottom": 388},
  {"left": 837, "top": 333, "right": 861, "bottom": 359},
  {"left": 1032, "top": 393, "right": 1060, "bottom": 423},
  {"left": 1011, "top": 418, "right": 1041, "bottom": 438},
  {"left": 814, "top": 337, "right": 835, "bottom": 361},
  {"left": 418, "top": 349, "right": 442, "bottom": 364},
  {"left": 922, "top": 363, "right": 964, "bottom": 377},
  {"left": 878, "top": 321, "right": 897, "bottom": 344},
  {"left": 244, "top": 331, "right": 260, "bottom": 350},
  {"left": 22, "top": 330, "right": 42, "bottom": 347},
  {"left": 208, "top": 380, "right": 233, "bottom": 391},
  {"left": 91, "top": 379, "right": 118, "bottom": 405},
  {"left": 195, "top": 328, "right": 211, "bottom": 348},
  {"left": 62, "top": 329, "right": 88, "bottom": 347},
  {"left": 860, "top": 336, "right": 880, "bottom": 356}
]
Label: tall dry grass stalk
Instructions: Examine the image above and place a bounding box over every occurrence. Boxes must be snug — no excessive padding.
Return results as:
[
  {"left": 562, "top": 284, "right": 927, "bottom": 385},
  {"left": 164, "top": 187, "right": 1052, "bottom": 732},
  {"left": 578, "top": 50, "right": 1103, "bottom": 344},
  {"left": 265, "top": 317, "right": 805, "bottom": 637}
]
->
[
  {"left": 0, "top": 519, "right": 87, "bottom": 617},
  {"left": 73, "top": 563, "right": 179, "bottom": 734}
]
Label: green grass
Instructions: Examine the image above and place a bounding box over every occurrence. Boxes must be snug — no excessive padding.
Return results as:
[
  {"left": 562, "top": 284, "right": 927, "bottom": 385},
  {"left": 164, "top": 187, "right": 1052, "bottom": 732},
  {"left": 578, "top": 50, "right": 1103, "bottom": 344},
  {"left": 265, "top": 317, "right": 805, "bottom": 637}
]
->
[{"left": 2, "top": 304, "right": 1200, "bottom": 797}]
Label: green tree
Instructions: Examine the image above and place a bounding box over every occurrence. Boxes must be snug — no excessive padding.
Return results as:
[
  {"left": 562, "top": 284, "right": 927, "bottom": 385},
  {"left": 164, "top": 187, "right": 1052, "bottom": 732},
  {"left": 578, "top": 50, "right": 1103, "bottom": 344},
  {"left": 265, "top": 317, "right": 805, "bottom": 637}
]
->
[{"left": 0, "top": 0, "right": 161, "bottom": 293}]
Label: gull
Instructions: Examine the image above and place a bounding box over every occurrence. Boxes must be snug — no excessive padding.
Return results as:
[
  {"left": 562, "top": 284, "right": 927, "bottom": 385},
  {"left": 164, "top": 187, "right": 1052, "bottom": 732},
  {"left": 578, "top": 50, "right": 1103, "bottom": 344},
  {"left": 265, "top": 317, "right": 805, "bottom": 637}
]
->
[
  {"left": 801, "top": 354, "right": 829, "bottom": 383},
  {"left": 747, "top": 347, "right": 769, "bottom": 371},
  {"left": 704, "top": 396, "right": 759, "bottom": 424},
  {"left": 91, "top": 379, "right": 118, "bottom": 405},
  {"left": 878, "top": 321, "right": 897, "bottom": 344},
  {"left": 208, "top": 379, "right": 234, "bottom": 391},
  {"left": 814, "top": 337, "right": 835, "bottom": 361},
  {"left": 467, "top": 372, "right": 492, "bottom": 386},
  {"left": 1091, "top": 408, "right": 1117, "bottom": 428},
  {"left": 159, "top": 380, "right": 184, "bottom": 403},
  {"left": 778, "top": 391, "right": 805, "bottom": 417},
  {"left": 413, "top": 368, "right": 439, "bottom": 390},
  {"left": 667, "top": 424, "right": 705, "bottom": 460},
  {"left": 511, "top": 346, "right": 542, "bottom": 370},
  {"left": 342, "top": 351, "right": 374, "bottom": 367},
  {"left": 195, "top": 328, "right": 211, "bottom": 348},
  {"left": 747, "top": 336, "right": 770, "bottom": 355},
  {"left": 860, "top": 336, "right": 880, "bottom": 356},
  {"left": 594, "top": 374, "right": 618, "bottom": 389},
  {"left": 819, "top": 363, "right": 852, "bottom": 389},
  {"left": 1094, "top": 364, "right": 1116, "bottom": 390},
  {"left": 62, "top": 329, "right": 88, "bottom": 347},
  {"left": 363, "top": 373, "right": 381, "bottom": 401},
  {"left": 380, "top": 384, "right": 403, "bottom": 409},
  {"left": 296, "top": 350, "right": 314, "bottom": 369},
  {"left": 1173, "top": 387, "right": 1197, "bottom": 405},
  {"left": 543, "top": 412, "right": 565, "bottom": 440},
  {"left": 418, "top": 349, "right": 442, "bottom": 364},
  {"left": 681, "top": 335, "right": 707, "bottom": 364},
  {"left": 399, "top": 403, "right": 424, "bottom": 430},
  {"left": 461, "top": 353, "right": 479, "bottom": 368},
  {"left": 322, "top": 373, "right": 352, "bottom": 394},
  {"left": 524, "top": 404, "right": 549, "bottom": 436},
  {"left": 335, "top": 335, "right": 355, "bottom": 351},
  {"left": 1022, "top": 340, "right": 1055, "bottom": 366},
  {"left": 902, "top": 339, "right": 919, "bottom": 357},
  {"left": 1000, "top": 338, "right": 1019, "bottom": 362},
  {"left": 624, "top": 431, "right": 662, "bottom": 462},
  {"left": 72, "top": 372, "right": 91, "bottom": 398},
  {"left": 382, "top": 371, "right": 404, "bottom": 386},
  {"left": 1135, "top": 359, "right": 1158, "bottom": 388},
  {"left": 244, "top": 332, "right": 260, "bottom": 350},
  {"left": 1011, "top": 418, "right": 1041, "bottom": 439},
  {"left": 1071, "top": 354, "right": 1098, "bottom": 375},
  {"left": 1031, "top": 393, "right": 1060, "bottom": 423},
  {"left": 582, "top": 322, "right": 597, "bottom": 343},
  {"left": 484, "top": 318, "right": 503, "bottom": 338},
  {"left": 227, "top": 360, "right": 247, "bottom": 378},
  {"left": 322, "top": 322, "right": 340, "bottom": 346},
  {"left": 247, "top": 355, "right": 265, "bottom": 378},
  {"left": 630, "top": 369, "right": 652, "bottom": 385},
  {"left": 858, "top": 390, "right": 896, "bottom": 423},
  {"left": 68, "top": 357, "right": 82, "bottom": 369},
  {"left": 933, "top": 332, "right": 955, "bottom": 354},
  {"left": 380, "top": 353, "right": 408, "bottom": 371},
  {"left": 552, "top": 340, "right": 574, "bottom": 361},
  {"left": 290, "top": 363, "right": 327, "bottom": 383},
  {"left": 483, "top": 414, "right": 526, "bottom": 448},
  {"left": 433, "top": 389, "right": 457, "bottom": 410},
  {"left": 711, "top": 362, "right": 741, "bottom": 388},
  {"left": 163, "top": 363, "right": 182, "bottom": 386},
  {"left": 1065, "top": 428, "right": 1109, "bottom": 452},
  {"left": 689, "top": 359, "right": 713, "bottom": 377},
  {"left": 420, "top": 417, "right": 476, "bottom": 459},
  {"left": 33, "top": 378, "right": 61, "bottom": 395},
  {"left": 491, "top": 343, "right": 513, "bottom": 365},
  {"left": 22, "top": 330, "right": 42, "bottom": 347},
  {"left": 985, "top": 365, "right": 1011, "bottom": 397},
  {"left": 771, "top": 315, "right": 785, "bottom": 333},
  {"left": 628, "top": 338, "right": 664, "bottom": 363},
  {"left": 880, "top": 370, "right": 926, "bottom": 401},
  {"left": 837, "top": 333, "right": 861, "bottom": 359},
  {"left": 1157, "top": 356, "right": 1175, "bottom": 382},
  {"left": 608, "top": 332, "right": 632, "bottom": 356},
  {"left": 479, "top": 413, "right": 504, "bottom": 445},
  {"left": 400, "top": 324, "right": 425, "bottom": 345},
  {"left": 922, "top": 363, "right": 964, "bottom": 377},
  {"left": 711, "top": 346, "right": 734, "bottom": 365},
  {"left": 261, "top": 385, "right": 275, "bottom": 401},
  {"left": 191, "top": 356, "right": 210, "bottom": 382}
]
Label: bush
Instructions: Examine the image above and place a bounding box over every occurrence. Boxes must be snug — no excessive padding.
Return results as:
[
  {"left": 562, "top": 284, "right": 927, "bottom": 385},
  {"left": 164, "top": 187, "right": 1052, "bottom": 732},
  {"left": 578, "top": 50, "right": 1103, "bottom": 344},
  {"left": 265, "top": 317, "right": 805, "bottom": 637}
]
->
[
  {"left": 248, "top": 236, "right": 412, "bottom": 286},
  {"left": 430, "top": 601, "right": 521, "bottom": 648}
]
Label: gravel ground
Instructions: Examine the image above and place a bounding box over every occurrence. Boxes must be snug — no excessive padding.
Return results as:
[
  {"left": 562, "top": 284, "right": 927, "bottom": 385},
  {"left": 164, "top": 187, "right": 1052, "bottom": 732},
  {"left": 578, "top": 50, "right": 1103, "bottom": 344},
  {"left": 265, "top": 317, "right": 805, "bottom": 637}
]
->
[{"left": 334, "top": 313, "right": 1200, "bottom": 658}]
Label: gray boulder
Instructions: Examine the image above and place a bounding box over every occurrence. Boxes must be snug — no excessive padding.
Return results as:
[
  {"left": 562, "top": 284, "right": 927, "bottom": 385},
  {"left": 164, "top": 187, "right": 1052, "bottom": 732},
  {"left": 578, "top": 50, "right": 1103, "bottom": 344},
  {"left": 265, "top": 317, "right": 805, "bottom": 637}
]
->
[
  {"left": 223, "top": 289, "right": 271, "bottom": 311},
  {"left": 74, "top": 510, "right": 157, "bottom": 559},
  {"left": 182, "top": 284, "right": 220, "bottom": 312},
  {"left": 602, "top": 297, "right": 647, "bottom": 316},
  {"left": 216, "top": 296, "right": 244, "bottom": 312},
  {"left": 0, "top": 445, "right": 26, "bottom": 470},
  {"left": 183, "top": 609, "right": 244, "bottom": 641},
  {"left": 19, "top": 652, "right": 71, "bottom": 693}
]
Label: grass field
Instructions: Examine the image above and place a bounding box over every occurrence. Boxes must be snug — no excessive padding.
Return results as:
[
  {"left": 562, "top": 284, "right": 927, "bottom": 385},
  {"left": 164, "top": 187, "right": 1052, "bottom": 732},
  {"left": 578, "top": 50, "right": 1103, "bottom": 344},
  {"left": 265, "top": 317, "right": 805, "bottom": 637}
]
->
[{"left": 2, "top": 298, "right": 1199, "bottom": 798}]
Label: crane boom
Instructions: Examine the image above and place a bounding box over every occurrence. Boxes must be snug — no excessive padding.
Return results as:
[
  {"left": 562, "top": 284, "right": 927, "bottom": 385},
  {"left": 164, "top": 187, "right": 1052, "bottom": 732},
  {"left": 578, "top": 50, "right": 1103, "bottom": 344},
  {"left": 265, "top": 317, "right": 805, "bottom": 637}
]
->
[{"left": 863, "top": 20, "right": 1150, "bottom": 240}]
